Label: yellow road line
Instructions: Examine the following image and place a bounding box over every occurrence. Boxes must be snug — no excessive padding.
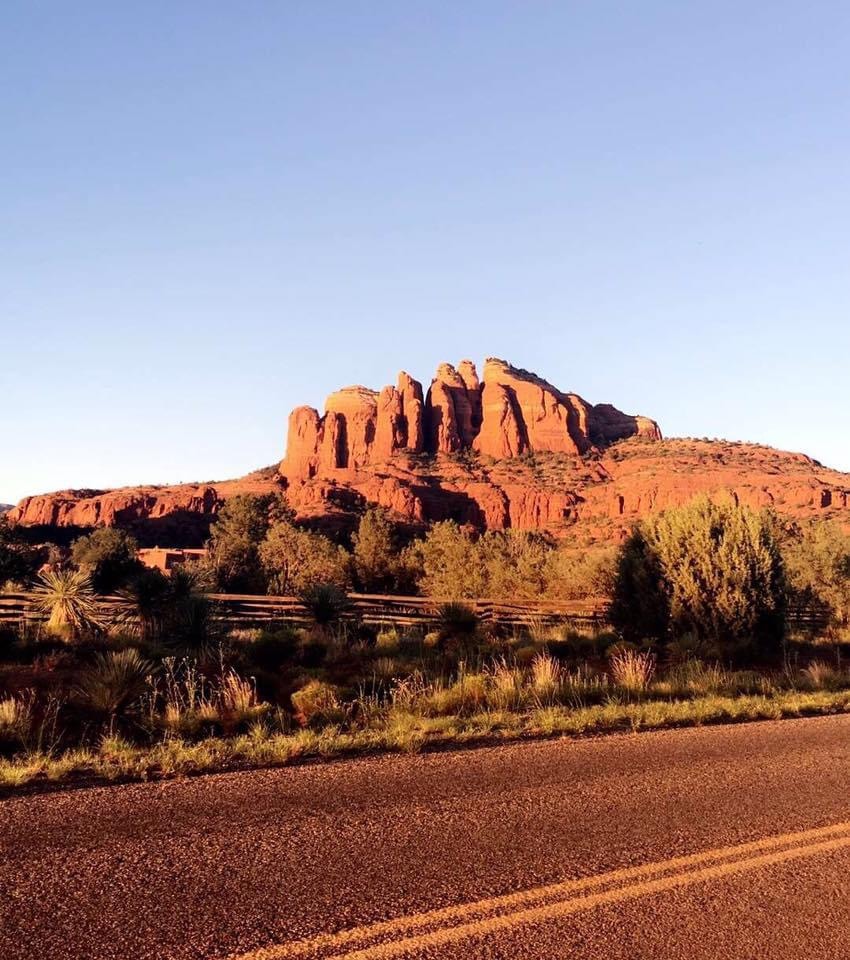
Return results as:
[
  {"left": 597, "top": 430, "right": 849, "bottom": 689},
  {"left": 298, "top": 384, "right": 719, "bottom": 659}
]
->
[{"left": 232, "top": 819, "right": 850, "bottom": 960}]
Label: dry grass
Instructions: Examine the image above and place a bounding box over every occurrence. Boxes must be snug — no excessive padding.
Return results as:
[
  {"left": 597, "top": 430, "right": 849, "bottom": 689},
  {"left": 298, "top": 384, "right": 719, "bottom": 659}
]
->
[
  {"left": 609, "top": 649, "right": 656, "bottom": 695},
  {"left": 4, "top": 687, "right": 850, "bottom": 792}
]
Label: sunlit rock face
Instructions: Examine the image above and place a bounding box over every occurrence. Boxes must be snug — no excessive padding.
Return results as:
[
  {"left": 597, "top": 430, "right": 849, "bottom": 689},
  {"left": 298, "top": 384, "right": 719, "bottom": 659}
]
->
[{"left": 281, "top": 357, "right": 661, "bottom": 480}]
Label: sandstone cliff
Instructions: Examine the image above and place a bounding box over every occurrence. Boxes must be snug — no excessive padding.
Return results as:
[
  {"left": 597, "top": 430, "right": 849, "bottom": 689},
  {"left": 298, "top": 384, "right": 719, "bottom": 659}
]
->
[
  {"left": 9, "top": 357, "right": 849, "bottom": 547},
  {"left": 281, "top": 358, "right": 662, "bottom": 481},
  {"left": 10, "top": 440, "right": 848, "bottom": 547}
]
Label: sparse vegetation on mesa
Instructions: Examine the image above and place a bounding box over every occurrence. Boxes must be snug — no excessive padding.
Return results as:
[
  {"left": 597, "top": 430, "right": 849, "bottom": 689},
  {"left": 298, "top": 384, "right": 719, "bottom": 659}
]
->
[{"left": 1, "top": 497, "right": 849, "bottom": 791}]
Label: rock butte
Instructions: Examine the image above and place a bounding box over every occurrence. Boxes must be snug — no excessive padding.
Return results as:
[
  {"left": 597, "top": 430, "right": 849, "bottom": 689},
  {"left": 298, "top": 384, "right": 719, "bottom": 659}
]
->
[
  {"left": 7, "top": 358, "right": 850, "bottom": 546},
  {"left": 281, "top": 358, "right": 662, "bottom": 479}
]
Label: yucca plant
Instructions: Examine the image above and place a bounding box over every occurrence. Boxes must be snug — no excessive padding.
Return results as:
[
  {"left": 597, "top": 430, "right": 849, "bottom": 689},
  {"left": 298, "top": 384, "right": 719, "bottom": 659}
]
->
[
  {"left": 435, "top": 601, "right": 479, "bottom": 639},
  {"left": 299, "top": 583, "right": 350, "bottom": 627},
  {"left": 74, "top": 648, "right": 154, "bottom": 718},
  {"left": 31, "top": 569, "right": 103, "bottom": 640},
  {"left": 113, "top": 568, "right": 172, "bottom": 641}
]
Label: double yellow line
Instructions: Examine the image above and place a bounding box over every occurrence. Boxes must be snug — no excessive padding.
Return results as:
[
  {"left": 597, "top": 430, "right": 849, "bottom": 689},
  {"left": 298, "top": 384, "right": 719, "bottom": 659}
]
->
[{"left": 231, "top": 820, "right": 850, "bottom": 960}]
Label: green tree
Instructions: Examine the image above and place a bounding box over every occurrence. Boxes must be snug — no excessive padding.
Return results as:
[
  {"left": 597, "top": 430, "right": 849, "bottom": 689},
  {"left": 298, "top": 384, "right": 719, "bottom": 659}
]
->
[
  {"left": 351, "top": 508, "right": 398, "bottom": 592},
  {"left": 207, "top": 494, "right": 292, "bottom": 593},
  {"left": 71, "top": 527, "right": 141, "bottom": 593},
  {"left": 610, "top": 496, "right": 785, "bottom": 658},
  {"left": 783, "top": 521, "right": 850, "bottom": 640},
  {"left": 479, "top": 530, "right": 552, "bottom": 599},
  {"left": 259, "top": 521, "right": 350, "bottom": 595},
  {"left": 544, "top": 546, "right": 617, "bottom": 600},
  {"left": 0, "top": 518, "right": 42, "bottom": 587},
  {"left": 405, "top": 521, "right": 485, "bottom": 599}
]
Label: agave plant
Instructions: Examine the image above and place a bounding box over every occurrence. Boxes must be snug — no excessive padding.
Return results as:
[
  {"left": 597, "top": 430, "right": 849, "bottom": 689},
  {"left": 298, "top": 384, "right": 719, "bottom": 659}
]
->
[
  {"left": 31, "top": 569, "right": 103, "bottom": 640},
  {"left": 74, "top": 648, "right": 154, "bottom": 718}
]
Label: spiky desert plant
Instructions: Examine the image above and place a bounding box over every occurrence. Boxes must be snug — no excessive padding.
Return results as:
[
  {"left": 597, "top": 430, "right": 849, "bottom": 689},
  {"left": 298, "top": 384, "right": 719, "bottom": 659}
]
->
[
  {"left": 435, "top": 601, "right": 479, "bottom": 639},
  {"left": 74, "top": 649, "right": 154, "bottom": 718},
  {"left": 113, "top": 567, "right": 172, "bottom": 641},
  {"left": 31, "top": 569, "right": 103, "bottom": 640},
  {"left": 299, "top": 583, "right": 350, "bottom": 627}
]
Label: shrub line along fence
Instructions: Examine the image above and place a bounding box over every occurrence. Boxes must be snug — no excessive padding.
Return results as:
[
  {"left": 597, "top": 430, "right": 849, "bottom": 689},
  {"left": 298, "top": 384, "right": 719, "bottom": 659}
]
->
[{"left": 0, "top": 591, "right": 831, "bottom": 632}]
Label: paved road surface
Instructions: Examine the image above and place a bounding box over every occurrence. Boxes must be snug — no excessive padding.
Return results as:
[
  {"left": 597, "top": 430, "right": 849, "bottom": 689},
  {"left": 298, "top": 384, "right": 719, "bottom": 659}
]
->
[{"left": 3, "top": 716, "right": 850, "bottom": 959}]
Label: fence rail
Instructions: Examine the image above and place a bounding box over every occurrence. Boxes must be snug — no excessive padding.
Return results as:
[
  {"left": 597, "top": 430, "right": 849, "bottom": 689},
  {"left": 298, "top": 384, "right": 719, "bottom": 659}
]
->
[
  {"left": 0, "top": 591, "right": 608, "bottom": 629},
  {"left": 0, "top": 591, "right": 831, "bottom": 631}
]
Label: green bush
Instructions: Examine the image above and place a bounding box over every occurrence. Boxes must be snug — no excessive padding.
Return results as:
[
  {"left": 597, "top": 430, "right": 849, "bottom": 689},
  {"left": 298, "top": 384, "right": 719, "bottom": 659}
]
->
[
  {"left": 71, "top": 528, "right": 141, "bottom": 593},
  {"left": 259, "top": 521, "right": 350, "bottom": 595},
  {"left": 0, "top": 518, "right": 43, "bottom": 586},
  {"left": 783, "top": 521, "right": 850, "bottom": 640},
  {"left": 206, "top": 494, "right": 291, "bottom": 593},
  {"left": 291, "top": 680, "right": 344, "bottom": 727},
  {"left": 246, "top": 626, "right": 299, "bottom": 670},
  {"left": 610, "top": 496, "right": 786, "bottom": 659}
]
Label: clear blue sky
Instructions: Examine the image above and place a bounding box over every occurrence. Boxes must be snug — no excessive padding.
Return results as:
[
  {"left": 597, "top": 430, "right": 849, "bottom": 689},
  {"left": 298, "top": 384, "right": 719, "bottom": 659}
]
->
[{"left": 2, "top": 2, "right": 849, "bottom": 504}]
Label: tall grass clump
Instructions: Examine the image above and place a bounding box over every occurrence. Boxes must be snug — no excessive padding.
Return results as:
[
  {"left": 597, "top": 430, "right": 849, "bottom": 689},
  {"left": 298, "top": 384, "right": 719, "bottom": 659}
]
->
[
  {"left": 609, "top": 649, "right": 655, "bottom": 696},
  {"left": 0, "top": 691, "right": 34, "bottom": 747}
]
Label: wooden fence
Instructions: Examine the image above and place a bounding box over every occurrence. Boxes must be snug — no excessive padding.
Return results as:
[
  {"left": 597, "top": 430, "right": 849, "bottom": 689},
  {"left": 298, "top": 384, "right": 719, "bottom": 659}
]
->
[
  {"left": 0, "top": 591, "right": 608, "bottom": 630},
  {"left": 0, "top": 590, "right": 831, "bottom": 632}
]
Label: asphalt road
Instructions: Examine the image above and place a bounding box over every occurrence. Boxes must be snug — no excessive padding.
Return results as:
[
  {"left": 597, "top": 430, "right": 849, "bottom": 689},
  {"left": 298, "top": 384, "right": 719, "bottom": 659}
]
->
[{"left": 3, "top": 716, "right": 850, "bottom": 959}]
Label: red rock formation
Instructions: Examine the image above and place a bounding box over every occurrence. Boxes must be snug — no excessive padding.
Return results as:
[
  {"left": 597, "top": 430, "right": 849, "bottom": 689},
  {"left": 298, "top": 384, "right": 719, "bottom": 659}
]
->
[
  {"left": 282, "top": 357, "right": 660, "bottom": 478},
  {"left": 474, "top": 381, "right": 526, "bottom": 459},
  {"left": 14, "top": 356, "right": 848, "bottom": 549},
  {"left": 10, "top": 440, "right": 850, "bottom": 545},
  {"left": 398, "top": 371, "right": 425, "bottom": 452},
  {"left": 325, "top": 387, "right": 378, "bottom": 469}
]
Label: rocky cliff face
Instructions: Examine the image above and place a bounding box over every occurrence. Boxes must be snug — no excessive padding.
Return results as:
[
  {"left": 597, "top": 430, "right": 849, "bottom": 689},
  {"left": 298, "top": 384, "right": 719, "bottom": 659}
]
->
[
  {"left": 281, "top": 358, "right": 661, "bottom": 481},
  {"left": 9, "top": 357, "right": 849, "bottom": 547}
]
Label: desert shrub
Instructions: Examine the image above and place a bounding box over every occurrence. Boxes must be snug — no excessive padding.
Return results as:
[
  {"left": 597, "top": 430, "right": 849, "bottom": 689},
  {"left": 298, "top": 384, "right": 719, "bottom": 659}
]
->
[
  {"left": 245, "top": 626, "right": 299, "bottom": 670},
  {"left": 217, "top": 670, "right": 267, "bottom": 729},
  {"left": 351, "top": 508, "right": 400, "bottom": 592},
  {"left": 609, "top": 649, "right": 655, "bottom": 695},
  {"left": 405, "top": 522, "right": 485, "bottom": 599},
  {"left": 375, "top": 627, "right": 401, "bottom": 652},
  {"left": 300, "top": 583, "right": 350, "bottom": 626},
  {"left": 0, "top": 518, "right": 43, "bottom": 585},
  {"left": 259, "top": 521, "right": 350, "bottom": 595},
  {"left": 610, "top": 496, "right": 786, "bottom": 658},
  {"left": 74, "top": 649, "right": 154, "bottom": 718},
  {"left": 291, "top": 680, "right": 344, "bottom": 727},
  {"left": 783, "top": 521, "right": 850, "bottom": 641},
  {"left": 529, "top": 652, "right": 561, "bottom": 701},
  {"left": 544, "top": 547, "right": 617, "bottom": 600},
  {"left": 71, "top": 528, "right": 141, "bottom": 593},
  {"left": 31, "top": 569, "right": 104, "bottom": 640},
  {"left": 0, "top": 691, "right": 34, "bottom": 749},
  {"left": 478, "top": 531, "right": 552, "bottom": 599},
  {"left": 487, "top": 660, "right": 524, "bottom": 709},
  {"left": 114, "top": 567, "right": 172, "bottom": 640},
  {"left": 801, "top": 660, "right": 843, "bottom": 691}
]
